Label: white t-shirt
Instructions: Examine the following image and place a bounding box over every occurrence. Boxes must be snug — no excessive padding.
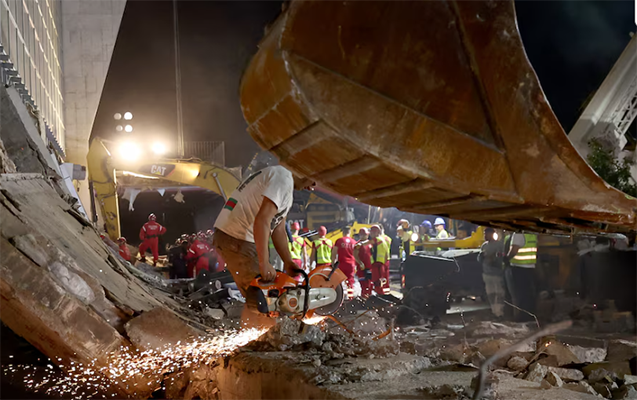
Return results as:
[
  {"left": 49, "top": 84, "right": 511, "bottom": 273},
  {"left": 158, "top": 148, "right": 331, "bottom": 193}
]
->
[
  {"left": 510, "top": 232, "right": 535, "bottom": 268},
  {"left": 214, "top": 166, "right": 294, "bottom": 243}
]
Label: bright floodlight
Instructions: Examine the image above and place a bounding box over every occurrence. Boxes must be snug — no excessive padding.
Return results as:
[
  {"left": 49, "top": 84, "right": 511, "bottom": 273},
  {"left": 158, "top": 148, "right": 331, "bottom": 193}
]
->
[
  {"left": 410, "top": 232, "right": 419, "bottom": 242},
  {"left": 114, "top": 113, "right": 122, "bottom": 120},
  {"left": 124, "top": 112, "right": 133, "bottom": 120},
  {"left": 115, "top": 125, "right": 124, "bottom": 132},
  {"left": 118, "top": 141, "right": 141, "bottom": 161},
  {"left": 124, "top": 124, "right": 133, "bottom": 133},
  {"left": 151, "top": 142, "right": 167, "bottom": 155},
  {"left": 493, "top": 232, "right": 499, "bottom": 241}
]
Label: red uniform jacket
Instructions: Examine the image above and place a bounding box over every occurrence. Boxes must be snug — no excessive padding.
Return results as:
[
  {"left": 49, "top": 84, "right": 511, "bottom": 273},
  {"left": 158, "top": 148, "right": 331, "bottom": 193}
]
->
[
  {"left": 186, "top": 240, "right": 210, "bottom": 261},
  {"left": 139, "top": 221, "right": 166, "bottom": 240},
  {"left": 119, "top": 244, "right": 132, "bottom": 262}
]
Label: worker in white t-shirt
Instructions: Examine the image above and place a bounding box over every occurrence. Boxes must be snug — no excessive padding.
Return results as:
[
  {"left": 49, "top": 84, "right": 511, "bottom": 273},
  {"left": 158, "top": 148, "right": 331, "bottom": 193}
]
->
[{"left": 212, "top": 165, "right": 315, "bottom": 328}]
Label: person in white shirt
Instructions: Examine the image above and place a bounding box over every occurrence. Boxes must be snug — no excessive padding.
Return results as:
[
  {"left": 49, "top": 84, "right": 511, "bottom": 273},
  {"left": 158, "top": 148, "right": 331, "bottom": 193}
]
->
[{"left": 212, "top": 165, "right": 314, "bottom": 328}]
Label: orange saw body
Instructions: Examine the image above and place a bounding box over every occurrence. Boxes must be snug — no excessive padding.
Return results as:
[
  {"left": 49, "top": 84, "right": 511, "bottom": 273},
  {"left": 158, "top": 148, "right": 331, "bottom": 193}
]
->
[{"left": 246, "top": 264, "right": 347, "bottom": 318}]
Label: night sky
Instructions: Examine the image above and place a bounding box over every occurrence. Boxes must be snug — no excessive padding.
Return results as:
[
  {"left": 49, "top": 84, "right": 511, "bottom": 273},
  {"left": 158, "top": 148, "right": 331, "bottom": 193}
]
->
[{"left": 92, "top": 0, "right": 635, "bottom": 169}]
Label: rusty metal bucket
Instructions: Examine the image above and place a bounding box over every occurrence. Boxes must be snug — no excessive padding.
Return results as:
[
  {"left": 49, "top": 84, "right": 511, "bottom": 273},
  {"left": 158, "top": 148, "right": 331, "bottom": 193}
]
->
[{"left": 239, "top": 0, "right": 636, "bottom": 234}]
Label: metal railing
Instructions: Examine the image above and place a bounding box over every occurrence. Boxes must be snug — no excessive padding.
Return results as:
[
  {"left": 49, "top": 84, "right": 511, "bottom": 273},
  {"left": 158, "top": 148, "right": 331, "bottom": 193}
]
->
[{"left": 183, "top": 141, "right": 225, "bottom": 166}]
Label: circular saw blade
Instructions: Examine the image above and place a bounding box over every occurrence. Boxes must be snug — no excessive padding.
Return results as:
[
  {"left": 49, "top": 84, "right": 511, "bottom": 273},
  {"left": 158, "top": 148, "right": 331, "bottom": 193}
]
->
[{"left": 313, "top": 283, "right": 344, "bottom": 316}]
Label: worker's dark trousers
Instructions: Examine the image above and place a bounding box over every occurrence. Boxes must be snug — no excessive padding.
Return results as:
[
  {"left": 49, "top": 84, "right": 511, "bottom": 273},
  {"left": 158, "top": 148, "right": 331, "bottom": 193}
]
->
[{"left": 504, "top": 267, "right": 537, "bottom": 321}]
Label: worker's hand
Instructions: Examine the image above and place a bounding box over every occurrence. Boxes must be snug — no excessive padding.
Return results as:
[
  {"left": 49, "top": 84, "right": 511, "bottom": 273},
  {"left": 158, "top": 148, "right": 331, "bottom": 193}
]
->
[
  {"left": 284, "top": 260, "right": 301, "bottom": 278},
  {"left": 259, "top": 263, "right": 277, "bottom": 282}
]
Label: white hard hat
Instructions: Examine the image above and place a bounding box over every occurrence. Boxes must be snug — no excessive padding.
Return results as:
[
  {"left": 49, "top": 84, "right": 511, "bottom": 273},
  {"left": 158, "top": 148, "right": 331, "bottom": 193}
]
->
[{"left": 434, "top": 217, "right": 446, "bottom": 226}]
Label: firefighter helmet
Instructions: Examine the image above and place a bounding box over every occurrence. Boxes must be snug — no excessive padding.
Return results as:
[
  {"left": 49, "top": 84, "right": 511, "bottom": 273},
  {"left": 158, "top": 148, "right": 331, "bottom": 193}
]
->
[
  {"left": 148, "top": 213, "right": 157, "bottom": 221},
  {"left": 117, "top": 237, "right": 127, "bottom": 243}
]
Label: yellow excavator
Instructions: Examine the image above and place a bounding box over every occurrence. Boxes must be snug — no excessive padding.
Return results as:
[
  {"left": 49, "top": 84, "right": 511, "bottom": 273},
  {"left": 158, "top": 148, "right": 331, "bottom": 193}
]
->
[
  {"left": 87, "top": 138, "right": 241, "bottom": 241},
  {"left": 87, "top": 138, "right": 371, "bottom": 243}
]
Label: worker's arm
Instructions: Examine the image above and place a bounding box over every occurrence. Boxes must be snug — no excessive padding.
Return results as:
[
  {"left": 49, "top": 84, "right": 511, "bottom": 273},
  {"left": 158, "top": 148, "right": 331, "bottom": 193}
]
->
[
  {"left": 253, "top": 197, "right": 280, "bottom": 282},
  {"left": 506, "top": 234, "right": 524, "bottom": 261},
  {"left": 302, "top": 245, "right": 308, "bottom": 269},
  {"left": 353, "top": 246, "right": 363, "bottom": 270},
  {"left": 139, "top": 226, "right": 146, "bottom": 241}
]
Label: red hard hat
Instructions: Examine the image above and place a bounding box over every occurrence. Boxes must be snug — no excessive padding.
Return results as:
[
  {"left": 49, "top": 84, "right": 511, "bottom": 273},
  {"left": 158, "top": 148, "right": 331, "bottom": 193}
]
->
[
  {"left": 197, "top": 231, "right": 205, "bottom": 238},
  {"left": 148, "top": 213, "right": 157, "bottom": 221},
  {"left": 117, "top": 237, "right": 126, "bottom": 243},
  {"left": 292, "top": 222, "right": 300, "bottom": 230},
  {"left": 318, "top": 226, "right": 327, "bottom": 236},
  {"left": 359, "top": 228, "right": 369, "bottom": 235}
]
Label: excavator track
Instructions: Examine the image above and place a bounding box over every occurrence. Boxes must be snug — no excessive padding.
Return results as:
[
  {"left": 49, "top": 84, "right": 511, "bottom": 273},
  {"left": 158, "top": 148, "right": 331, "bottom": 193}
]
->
[{"left": 240, "top": 0, "right": 636, "bottom": 234}]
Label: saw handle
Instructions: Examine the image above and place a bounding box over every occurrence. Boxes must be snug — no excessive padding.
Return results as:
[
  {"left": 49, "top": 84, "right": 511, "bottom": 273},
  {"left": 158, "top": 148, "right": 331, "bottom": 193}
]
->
[{"left": 293, "top": 268, "right": 310, "bottom": 319}]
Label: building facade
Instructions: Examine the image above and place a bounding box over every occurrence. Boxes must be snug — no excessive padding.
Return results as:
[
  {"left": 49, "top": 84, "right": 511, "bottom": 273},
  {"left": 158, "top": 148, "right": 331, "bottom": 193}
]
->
[{"left": 0, "top": 0, "right": 125, "bottom": 163}]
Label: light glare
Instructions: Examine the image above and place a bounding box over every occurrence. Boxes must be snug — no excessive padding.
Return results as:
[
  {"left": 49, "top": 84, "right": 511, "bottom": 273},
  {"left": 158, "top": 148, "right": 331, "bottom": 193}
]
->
[
  {"left": 118, "top": 142, "right": 141, "bottom": 161},
  {"left": 493, "top": 232, "right": 499, "bottom": 241},
  {"left": 124, "top": 125, "right": 133, "bottom": 133},
  {"left": 151, "top": 142, "right": 167, "bottom": 155},
  {"left": 123, "top": 112, "right": 133, "bottom": 120}
]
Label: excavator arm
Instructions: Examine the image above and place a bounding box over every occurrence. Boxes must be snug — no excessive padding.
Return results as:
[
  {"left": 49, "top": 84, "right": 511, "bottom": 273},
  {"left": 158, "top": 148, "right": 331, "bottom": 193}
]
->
[{"left": 87, "top": 139, "right": 240, "bottom": 240}]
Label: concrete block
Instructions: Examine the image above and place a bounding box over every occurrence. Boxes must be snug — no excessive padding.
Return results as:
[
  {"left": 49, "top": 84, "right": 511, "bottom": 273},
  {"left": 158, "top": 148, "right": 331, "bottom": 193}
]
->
[
  {"left": 526, "top": 362, "right": 549, "bottom": 383},
  {"left": 507, "top": 356, "right": 529, "bottom": 371},
  {"left": 546, "top": 371, "right": 564, "bottom": 387},
  {"left": 548, "top": 366, "right": 585, "bottom": 382},
  {"left": 564, "top": 381, "right": 600, "bottom": 397},
  {"left": 544, "top": 341, "right": 581, "bottom": 366},
  {"left": 569, "top": 345, "right": 608, "bottom": 364},
  {"left": 125, "top": 307, "right": 200, "bottom": 351},
  {"left": 584, "top": 362, "right": 632, "bottom": 381},
  {"left": 607, "top": 340, "right": 637, "bottom": 362},
  {"left": 11, "top": 233, "right": 50, "bottom": 267}
]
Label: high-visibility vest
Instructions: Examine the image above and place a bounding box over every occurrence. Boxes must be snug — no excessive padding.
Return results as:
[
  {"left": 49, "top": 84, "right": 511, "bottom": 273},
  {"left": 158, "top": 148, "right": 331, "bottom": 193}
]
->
[
  {"left": 506, "top": 233, "right": 538, "bottom": 267},
  {"left": 436, "top": 229, "right": 449, "bottom": 239},
  {"left": 371, "top": 236, "right": 389, "bottom": 264},
  {"left": 382, "top": 234, "right": 392, "bottom": 250},
  {"left": 289, "top": 235, "right": 304, "bottom": 260},
  {"left": 313, "top": 238, "right": 333, "bottom": 265}
]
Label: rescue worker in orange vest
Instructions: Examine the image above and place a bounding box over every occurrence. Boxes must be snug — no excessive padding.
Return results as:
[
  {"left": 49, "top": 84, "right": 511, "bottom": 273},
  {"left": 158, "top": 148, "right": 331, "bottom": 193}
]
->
[
  {"left": 354, "top": 227, "right": 373, "bottom": 298},
  {"left": 289, "top": 222, "right": 307, "bottom": 272},
  {"left": 186, "top": 231, "right": 211, "bottom": 277},
  {"left": 333, "top": 226, "right": 357, "bottom": 299},
  {"left": 117, "top": 237, "right": 132, "bottom": 262},
  {"left": 370, "top": 225, "right": 391, "bottom": 295},
  {"left": 139, "top": 213, "right": 166, "bottom": 266},
  {"left": 311, "top": 226, "right": 333, "bottom": 268}
]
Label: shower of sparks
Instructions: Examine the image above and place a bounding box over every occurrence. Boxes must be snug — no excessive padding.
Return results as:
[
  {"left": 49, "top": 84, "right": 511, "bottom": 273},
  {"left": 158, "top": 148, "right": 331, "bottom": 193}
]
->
[
  {"left": 2, "top": 328, "right": 266, "bottom": 399},
  {"left": 302, "top": 315, "right": 327, "bottom": 325}
]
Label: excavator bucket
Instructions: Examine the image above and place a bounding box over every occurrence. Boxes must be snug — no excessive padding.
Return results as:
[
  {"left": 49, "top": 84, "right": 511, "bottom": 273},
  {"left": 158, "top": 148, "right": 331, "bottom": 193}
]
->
[{"left": 240, "top": 0, "right": 636, "bottom": 234}]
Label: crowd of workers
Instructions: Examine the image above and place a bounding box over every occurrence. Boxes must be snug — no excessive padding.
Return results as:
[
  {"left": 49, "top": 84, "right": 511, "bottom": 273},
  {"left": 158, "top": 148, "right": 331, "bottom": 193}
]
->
[
  {"left": 114, "top": 164, "right": 540, "bottom": 327},
  {"left": 116, "top": 213, "right": 224, "bottom": 279}
]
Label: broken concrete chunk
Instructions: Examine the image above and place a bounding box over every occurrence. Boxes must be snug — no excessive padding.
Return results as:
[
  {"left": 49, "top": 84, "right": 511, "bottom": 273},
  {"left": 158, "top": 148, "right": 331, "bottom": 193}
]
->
[
  {"left": 11, "top": 233, "right": 49, "bottom": 267},
  {"left": 540, "top": 379, "right": 553, "bottom": 390},
  {"left": 593, "top": 382, "right": 612, "bottom": 398},
  {"left": 584, "top": 362, "right": 631, "bottom": 381},
  {"left": 607, "top": 340, "right": 637, "bottom": 363},
  {"left": 205, "top": 307, "right": 225, "bottom": 320},
  {"left": 440, "top": 343, "right": 470, "bottom": 363},
  {"left": 614, "top": 384, "right": 637, "bottom": 399},
  {"left": 588, "top": 368, "right": 618, "bottom": 383},
  {"left": 544, "top": 341, "right": 580, "bottom": 366},
  {"left": 548, "top": 366, "right": 584, "bottom": 382},
  {"left": 546, "top": 370, "right": 564, "bottom": 387},
  {"left": 564, "top": 381, "right": 600, "bottom": 397},
  {"left": 125, "top": 307, "right": 200, "bottom": 351},
  {"left": 569, "top": 345, "right": 608, "bottom": 364},
  {"left": 625, "top": 376, "right": 637, "bottom": 385},
  {"left": 48, "top": 261, "right": 95, "bottom": 304},
  {"left": 261, "top": 318, "right": 327, "bottom": 351},
  {"left": 507, "top": 356, "right": 529, "bottom": 371},
  {"left": 526, "top": 362, "right": 549, "bottom": 383},
  {"left": 469, "top": 321, "right": 530, "bottom": 337}
]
